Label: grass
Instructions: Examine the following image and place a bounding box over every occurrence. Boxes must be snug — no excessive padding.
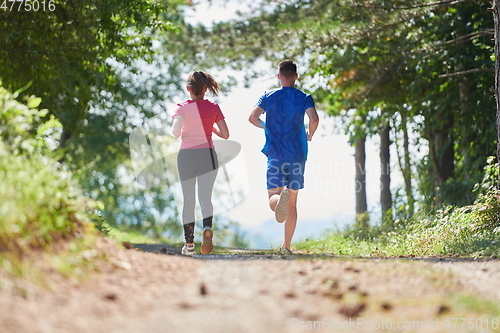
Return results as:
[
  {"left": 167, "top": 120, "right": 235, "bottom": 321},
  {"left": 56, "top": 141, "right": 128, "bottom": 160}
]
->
[
  {"left": 105, "top": 224, "right": 171, "bottom": 244},
  {"left": 295, "top": 195, "right": 500, "bottom": 258},
  {"left": 0, "top": 145, "right": 94, "bottom": 255},
  {"left": 295, "top": 230, "right": 500, "bottom": 258},
  {"left": 296, "top": 159, "right": 500, "bottom": 258}
]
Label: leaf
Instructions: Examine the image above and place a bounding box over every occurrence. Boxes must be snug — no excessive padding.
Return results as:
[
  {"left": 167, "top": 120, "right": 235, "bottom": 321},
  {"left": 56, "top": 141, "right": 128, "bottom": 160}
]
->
[
  {"left": 27, "top": 97, "right": 42, "bottom": 109},
  {"left": 36, "top": 115, "right": 62, "bottom": 135},
  {"left": 97, "top": 201, "right": 105, "bottom": 211}
]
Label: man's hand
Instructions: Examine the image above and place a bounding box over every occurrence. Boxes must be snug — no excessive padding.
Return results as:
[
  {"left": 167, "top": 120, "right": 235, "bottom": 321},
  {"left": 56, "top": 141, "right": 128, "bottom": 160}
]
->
[{"left": 306, "top": 131, "right": 313, "bottom": 141}]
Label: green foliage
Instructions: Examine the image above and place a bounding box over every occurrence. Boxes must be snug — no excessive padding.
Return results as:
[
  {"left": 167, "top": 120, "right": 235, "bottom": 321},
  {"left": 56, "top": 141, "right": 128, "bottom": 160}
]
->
[
  {"left": 0, "top": 86, "right": 97, "bottom": 256},
  {"left": 437, "top": 179, "right": 477, "bottom": 207},
  {"left": 297, "top": 188, "right": 500, "bottom": 257},
  {"left": 0, "top": 0, "right": 182, "bottom": 138},
  {"left": 470, "top": 190, "right": 500, "bottom": 234},
  {"left": 0, "top": 84, "right": 61, "bottom": 157},
  {"left": 0, "top": 139, "right": 97, "bottom": 256},
  {"left": 91, "top": 213, "right": 113, "bottom": 237},
  {"left": 352, "top": 212, "right": 370, "bottom": 239},
  {"left": 474, "top": 156, "right": 500, "bottom": 195},
  {"left": 0, "top": 0, "right": 191, "bottom": 237},
  {"left": 470, "top": 157, "right": 500, "bottom": 233}
]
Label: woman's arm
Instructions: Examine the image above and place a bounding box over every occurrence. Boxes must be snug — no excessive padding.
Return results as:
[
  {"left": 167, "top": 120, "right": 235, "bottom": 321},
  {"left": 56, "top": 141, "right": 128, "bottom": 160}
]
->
[
  {"left": 213, "top": 119, "right": 229, "bottom": 139},
  {"left": 172, "top": 115, "right": 184, "bottom": 138}
]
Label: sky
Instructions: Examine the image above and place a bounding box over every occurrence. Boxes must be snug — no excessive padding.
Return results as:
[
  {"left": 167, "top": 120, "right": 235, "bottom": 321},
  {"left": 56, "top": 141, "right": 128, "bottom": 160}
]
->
[{"left": 128, "top": 1, "right": 401, "bottom": 248}]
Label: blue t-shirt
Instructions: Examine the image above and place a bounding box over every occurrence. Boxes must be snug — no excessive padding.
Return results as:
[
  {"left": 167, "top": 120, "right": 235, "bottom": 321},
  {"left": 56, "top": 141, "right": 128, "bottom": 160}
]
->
[{"left": 256, "top": 87, "right": 315, "bottom": 161}]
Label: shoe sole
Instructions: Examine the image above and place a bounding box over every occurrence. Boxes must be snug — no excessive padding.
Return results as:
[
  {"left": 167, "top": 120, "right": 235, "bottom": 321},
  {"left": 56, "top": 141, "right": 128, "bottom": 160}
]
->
[
  {"left": 201, "top": 229, "right": 213, "bottom": 254},
  {"left": 275, "top": 189, "right": 290, "bottom": 223}
]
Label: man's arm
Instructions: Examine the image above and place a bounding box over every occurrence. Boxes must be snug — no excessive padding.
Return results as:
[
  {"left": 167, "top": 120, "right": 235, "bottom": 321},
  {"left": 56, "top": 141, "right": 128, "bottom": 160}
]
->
[
  {"left": 305, "top": 107, "right": 319, "bottom": 141},
  {"left": 248, "top": 106, "right": 266, "bottom": 129}
]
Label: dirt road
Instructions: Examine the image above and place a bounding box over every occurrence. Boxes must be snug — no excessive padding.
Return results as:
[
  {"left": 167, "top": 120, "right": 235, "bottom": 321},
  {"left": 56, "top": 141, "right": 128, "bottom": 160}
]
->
[{"left": 2, "top": 239, "right": 500, "bottom": 333}]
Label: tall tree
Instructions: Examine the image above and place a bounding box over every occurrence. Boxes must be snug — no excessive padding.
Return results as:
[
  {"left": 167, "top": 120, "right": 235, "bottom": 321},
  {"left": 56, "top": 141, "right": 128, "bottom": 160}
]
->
[
  {"left": 354, "top": 134, "right": 369, "bottom": 228},
  {"left": 393, "top": 109, "right": 415, "bottom": 218},
  {"left": 493, "top": 0, "right": 500, "bottom": 188},
  {"left": 379, "top": 110, "right": 393, "bottom": 228}
]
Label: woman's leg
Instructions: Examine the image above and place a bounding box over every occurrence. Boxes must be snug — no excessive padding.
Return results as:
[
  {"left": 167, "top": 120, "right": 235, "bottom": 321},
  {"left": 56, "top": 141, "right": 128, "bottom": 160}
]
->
[
  {"left": 197, "top": 148, "right": 218, "bottom": 254},
  {"left": 177, "top": 149, "right": 197, "bottom": 243},
  {"left": 197, "top": 148, "right": 219, "bottom": 224}
]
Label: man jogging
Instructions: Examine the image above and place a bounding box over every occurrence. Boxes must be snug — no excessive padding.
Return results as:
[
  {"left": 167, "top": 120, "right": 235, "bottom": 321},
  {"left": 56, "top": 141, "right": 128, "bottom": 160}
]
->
[{"left": 248, "top": 60, "right": 319, "bottom": 253}]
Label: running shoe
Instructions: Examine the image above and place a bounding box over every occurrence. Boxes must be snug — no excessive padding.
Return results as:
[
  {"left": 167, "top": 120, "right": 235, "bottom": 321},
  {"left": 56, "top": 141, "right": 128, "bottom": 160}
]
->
[
  {"left": 181, "top": 244, "right": 195, "bottom": 256},
  {"left": 279, "top": 246, "right": 293, "bottom": 254},
  {"left": 201, "top": 228, "right": 214, "bottom": 254},
  {"left": 275, "top": 189, "right": 290, "bottom": 223}
]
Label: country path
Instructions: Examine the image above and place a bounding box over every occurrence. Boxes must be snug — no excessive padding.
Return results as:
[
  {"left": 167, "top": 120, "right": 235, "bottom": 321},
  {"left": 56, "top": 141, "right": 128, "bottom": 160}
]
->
[{"left": 2, "top": 239, "right": 500, "bottom": 333}]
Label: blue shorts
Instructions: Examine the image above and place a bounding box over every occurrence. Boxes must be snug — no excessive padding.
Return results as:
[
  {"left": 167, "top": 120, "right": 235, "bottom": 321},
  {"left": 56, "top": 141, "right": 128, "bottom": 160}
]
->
[{"left": 266, "top": 158, "right": 305, "bottom": 190}]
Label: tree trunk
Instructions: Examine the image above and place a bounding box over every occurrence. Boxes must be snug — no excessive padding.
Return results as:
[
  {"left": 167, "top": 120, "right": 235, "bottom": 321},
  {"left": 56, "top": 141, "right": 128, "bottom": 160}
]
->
[
  {"left": 354, "top": 135, "right": 369, "bottom": 230},
  {"left": 57, "top": 127, "right": 72, "bottom": 163},
  {"left": 493, "top": 0, "right": 500, "bottom": 188},
  {"left": 379, "top": 120, "right": 392, "bottom": 229},
  {"left": 400, "top": 112, "right": 414, "bottom": 217},
  {"left": 456, "top": 12, "right": 473, "bottom": 180},
  {"left": 428, "top": 113, "right": 454, "bottom": 200}
]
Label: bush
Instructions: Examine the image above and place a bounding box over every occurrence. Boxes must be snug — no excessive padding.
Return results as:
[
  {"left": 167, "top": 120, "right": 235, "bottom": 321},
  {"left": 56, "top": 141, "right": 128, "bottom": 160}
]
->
[
  {"left": 0, "top": 140, "right": 98, "bottom": 256},
  {"left": 0, "top": 83, "right": 61, "bottom": 157},
  {"left": 0, "top": 84, "right": 97, "bottom": 257}
]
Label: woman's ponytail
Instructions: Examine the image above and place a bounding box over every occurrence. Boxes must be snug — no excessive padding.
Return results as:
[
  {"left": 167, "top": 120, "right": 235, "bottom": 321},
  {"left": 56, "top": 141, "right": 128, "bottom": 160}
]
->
[{"left": 187, "top": 71, "right": 220, "bottom": 96}]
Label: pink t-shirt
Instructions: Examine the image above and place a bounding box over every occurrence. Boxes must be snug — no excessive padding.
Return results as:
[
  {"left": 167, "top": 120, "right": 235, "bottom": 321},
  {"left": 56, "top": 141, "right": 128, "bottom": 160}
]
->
[{"left": 172, "top": 100, "right": 224, "bottom": 149}]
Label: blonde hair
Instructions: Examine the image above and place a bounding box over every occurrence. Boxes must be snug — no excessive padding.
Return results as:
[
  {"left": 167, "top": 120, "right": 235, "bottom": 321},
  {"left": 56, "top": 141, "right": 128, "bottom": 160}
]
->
[{"left": 187, "top": 71, "right": 220, "bottom": 96}]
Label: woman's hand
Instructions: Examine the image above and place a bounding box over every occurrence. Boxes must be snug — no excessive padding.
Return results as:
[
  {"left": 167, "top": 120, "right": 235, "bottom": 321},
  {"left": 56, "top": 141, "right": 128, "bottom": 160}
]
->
[{"left": 213, "top": 119, "right": 229, "bottom": 139}]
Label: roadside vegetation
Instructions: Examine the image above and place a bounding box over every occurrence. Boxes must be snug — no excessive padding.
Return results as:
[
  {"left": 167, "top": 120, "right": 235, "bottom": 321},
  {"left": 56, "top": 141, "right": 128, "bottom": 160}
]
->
[
  {"left": 0, "top": 85, "right": 108, "bottom": 288},
  {"left": 297, "top": 160, "right": 500, "bottom": 257}
]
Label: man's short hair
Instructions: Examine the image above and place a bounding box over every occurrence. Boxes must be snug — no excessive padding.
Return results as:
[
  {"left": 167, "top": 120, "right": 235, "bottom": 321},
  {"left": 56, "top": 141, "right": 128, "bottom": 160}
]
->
[{"left": 278, "top": 60, "right": 297, "bottom": 77}]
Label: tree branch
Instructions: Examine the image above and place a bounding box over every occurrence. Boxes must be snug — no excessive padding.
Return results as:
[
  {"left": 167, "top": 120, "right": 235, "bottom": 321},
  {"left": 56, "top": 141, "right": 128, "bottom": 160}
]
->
[
  {"left": 390, "top": 0, "right": 468, "bottom": 10},
  {"left": 438, "top": 68, "right": 495, "bottom": 78},
  {"left": 438, "top": 29, "right": 494, "bottom": 47}
]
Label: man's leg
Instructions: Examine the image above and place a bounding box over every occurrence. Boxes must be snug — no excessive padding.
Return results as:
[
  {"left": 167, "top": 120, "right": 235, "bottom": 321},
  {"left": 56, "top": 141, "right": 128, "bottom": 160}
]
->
[
  {"left": 268, "top": 187, "right": 284, "bottom": 211},
  {"left": 282, "top": 189, "right": 298, "bottom": 249}
]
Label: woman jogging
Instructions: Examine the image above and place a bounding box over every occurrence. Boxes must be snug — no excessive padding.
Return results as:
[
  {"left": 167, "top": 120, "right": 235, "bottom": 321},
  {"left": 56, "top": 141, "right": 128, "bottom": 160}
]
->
[{"left": 172, "top": 71, "right": 230, "bottom": 256}]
